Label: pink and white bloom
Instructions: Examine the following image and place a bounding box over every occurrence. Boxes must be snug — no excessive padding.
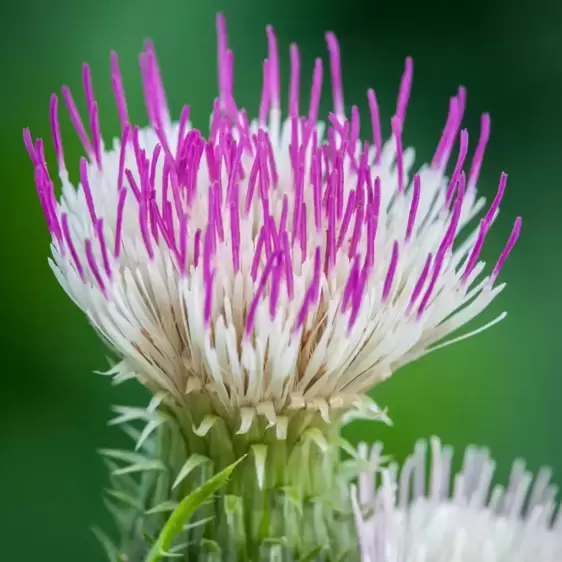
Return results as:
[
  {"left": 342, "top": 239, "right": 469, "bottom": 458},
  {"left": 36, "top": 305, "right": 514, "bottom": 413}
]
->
[
  {"left": 352, "top": 439, "right": 562, "bottom": 562},
  {"left": 24, "top": 14, "right": 520, "bottom": 430}
]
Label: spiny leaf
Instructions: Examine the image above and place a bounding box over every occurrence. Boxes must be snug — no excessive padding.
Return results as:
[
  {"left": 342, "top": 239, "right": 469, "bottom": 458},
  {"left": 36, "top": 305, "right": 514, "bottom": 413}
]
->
[
  {"left": 94, "top": 356, "right": 119, "bottom": 375},
  {"left": 105, "top": 489, "right": 144, "bottom": 511},
  {"left": 104, "top": 460, "right": 140, "bottom": 497},
  {"left": 136, "top": 418, "right": 166, "bottom": 451},
  {"left": 119, "top": 423, "right": 143, "bottom": 444},
  {"left": 111, "top": 370, "right": 137, "bottom": 385},
  {"left": 99, "top": 448, "right": 157, "bottom": 465},
  {"left": 192, "top": 414, "right": 219, "bottom": 436},
  {"left": 302, "top": 427, "right": 329, "bottom": 453},
  {"left": 159, "top": 542, "right": 189, "bottom": 558},
  {"left": 113, "top": 459, "right": 166, "bottom": 476},
  {"left": 108, "top": 405, "right": 160, "bottom": 426},
  {"left": 146, "top": 392, "right": 166, "bottom": 413},
  {"left": 182, "top": 515, "right": 214, "bottom": 531},
  {"left": 343, "top": 398, "right": 392, "bottom": 426},
  {"left": 99, "top": 448, "right": 166, "bottom": 475},
  {"left": 103, "top": 499, "right": 132, "bottom": 534},
  {"left": 146, "top": 501, "right": 178, "bottom": 514},
  {"left": 279, "top": 486, "right": 303, "bottom": 516},
  {"left": 335, "top": 547, "right": 356, "bottom": 562},
  {"left": 145, "top": 455, "right": 246, "bottom": 562},
  {"left": 336, "top": 437, "right": 359, "bottom": 459},
  {"left": 91, "top": 526, "right": 120, "bottom": 562},
  {"left": 309, "top": 494, "right": 339, "bottom": 509},
  {"left": 260, "top": 537, "right": 288, "bottom": 547},
  {"left": 200, "top": 539, "right": 221, "bottom": 553},
  {"left": 172, "top": 453, "right": 212, "bottom": 490},
  {"left": 142, "top": 529, "right": 157, "bottom": 543},
  {"left": 299, "top": 545, "right": 327, "bottom": 561},
  {"left": 259, "top": 538, "right": 286, "bottom": 562},
  {"left": 224, "top": 494, "right": 243, "bottom": 515}
]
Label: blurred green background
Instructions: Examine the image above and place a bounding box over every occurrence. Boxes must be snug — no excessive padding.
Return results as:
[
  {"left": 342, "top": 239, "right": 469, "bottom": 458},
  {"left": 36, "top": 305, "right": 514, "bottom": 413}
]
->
[{"left": 1, "top": 0, "right": 561, "bottom": 559}]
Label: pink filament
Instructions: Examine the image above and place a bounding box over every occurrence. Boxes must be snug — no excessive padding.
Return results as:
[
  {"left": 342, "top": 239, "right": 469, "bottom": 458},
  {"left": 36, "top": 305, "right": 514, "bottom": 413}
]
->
[
  {"left": 114, "top": 187, "right": 128, "bottom": 258},
  {"left": 391, "top": 116, "right": 405, "bottom": 193},
  {"left": 61, "top": 213, "right": 85, "bottom": 280},
  {"left": 96, "top": 219, "right": 112, "bottom": 278},
  {"left": 406, "top": 174, "right": 421, "bottom": 241},
  {"left": 246, "top": 251, "right": 281, "bottom": 335},
  {"left": 80, "top": 158, "right": 97, "bottom": 226},
  {"left": 85, "top": 238, "right": 106, "bottom": 294}
]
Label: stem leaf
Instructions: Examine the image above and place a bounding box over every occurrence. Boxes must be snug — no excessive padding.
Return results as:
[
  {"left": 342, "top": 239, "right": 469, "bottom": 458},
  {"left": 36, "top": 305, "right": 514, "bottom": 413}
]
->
[{"left": 145, "top": 455, "right": 246, "bottom": 562}]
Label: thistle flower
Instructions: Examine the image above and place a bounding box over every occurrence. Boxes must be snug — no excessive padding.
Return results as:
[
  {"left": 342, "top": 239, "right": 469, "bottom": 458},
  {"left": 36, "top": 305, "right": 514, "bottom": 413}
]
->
[
  {"left": 24, "top": 13, "right": 520, "bottom": 560},
  {"left": 352, "top": 439, "right": 561, "bottom": 562}
]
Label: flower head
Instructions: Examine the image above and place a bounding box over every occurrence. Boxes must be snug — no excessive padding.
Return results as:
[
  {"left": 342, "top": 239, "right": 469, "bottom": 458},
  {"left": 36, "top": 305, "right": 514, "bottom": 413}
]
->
[
  {"left": 352, "top": 439, "right": 561, "bottom": 562},
  {"left": 24, "top": 14, "right": 520, "bottom": 430}
]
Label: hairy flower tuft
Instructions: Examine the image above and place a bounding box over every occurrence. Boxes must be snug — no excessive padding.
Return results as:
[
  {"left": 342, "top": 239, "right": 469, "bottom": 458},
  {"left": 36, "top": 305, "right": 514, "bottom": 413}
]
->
[
  {"left": 353, "top": 438, "right": 562, "bottom": 562},
  {"left": 25, "top": 15, "right": 519, "bottom": 429}
]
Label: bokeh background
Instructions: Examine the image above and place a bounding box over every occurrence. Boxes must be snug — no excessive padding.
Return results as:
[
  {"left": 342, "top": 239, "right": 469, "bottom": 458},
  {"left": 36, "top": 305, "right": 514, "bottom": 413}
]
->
[{"left": 1, "top": 0, "right": 561, "bottom": 559}]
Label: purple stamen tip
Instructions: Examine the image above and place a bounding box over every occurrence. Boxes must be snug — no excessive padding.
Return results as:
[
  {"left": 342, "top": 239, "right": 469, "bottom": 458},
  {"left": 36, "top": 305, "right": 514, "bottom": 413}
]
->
[
  {"left": 396, "top": 57, "right": 414, "bottom": 124},
  {"left": 110, "top": 51, "right": 130, "bottom": 131},
  {"left": 382, "top": 241, "right": 399, "bottom": 302},
  {"left": 325, "top": 31, "right": 344, "bottom": 118},
  {"left": 289, "top": 44, "right": 301, "bottom": 118},
  {"left": 80, "top": 157, "right": 97, "bottom": 226},
  {"left": 23, "top": 128, "right": 36, "bottom": 165},
  {"left": 61, "top": 213, "right": 85, "bottom": 281},
  {"left": 49, "top": 94, "right": 65, "bottom": 171},
  {"left": 367, "top": 89, "right": 382, "bottom": 166},
  {"left": 85, "top": 238, "right": 107, "bottom": 296},
  {"left": 491, "top": 217, "right": 522, "bottom": 282},
  {"left": 484, "top": 172, "right": 507, "bottom": 228},
  {"left": 61, "top": 85, "right": 94, "bottom": 156},
  {"left": 468, "top": 113, "right": 490, "bottom": 189},
  {"left": 445, "top": 128, "right": 469, "bottom": 207},
  {"left": 266, "top": 25, "right": 280, "bottom": 109}
]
